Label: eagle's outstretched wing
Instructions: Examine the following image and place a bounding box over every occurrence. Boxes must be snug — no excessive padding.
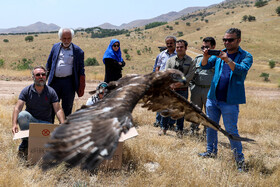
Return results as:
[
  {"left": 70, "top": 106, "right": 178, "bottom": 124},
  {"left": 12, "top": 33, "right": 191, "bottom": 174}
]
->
[
  {"left": 42, "top": 70, "right": 186, "bottom": 171},
  {"left": 42, "top": 69, "right": 253, "bottom": 171},
  {"left": 141, "top": 89, "right": 254, "bottom": 142}
]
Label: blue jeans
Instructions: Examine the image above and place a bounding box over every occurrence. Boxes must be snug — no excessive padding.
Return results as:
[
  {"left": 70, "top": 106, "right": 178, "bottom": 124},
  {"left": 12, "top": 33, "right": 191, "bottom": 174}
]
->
[
  {"left": 160, "top": 89, "right": 188, "bottom": 131},
  {"left": 205, "top": 99, "right": 244, "bottom": 162},
  {"left": 156, "top": 112, "right": 162, "bottom": 123},
  {"left": 18, "top": 111, "right": 51, "bottom": 140}
]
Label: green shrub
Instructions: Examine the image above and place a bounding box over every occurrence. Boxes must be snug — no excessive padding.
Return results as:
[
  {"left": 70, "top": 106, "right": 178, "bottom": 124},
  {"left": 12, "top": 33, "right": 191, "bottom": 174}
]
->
[
  {"left": 3, "top": 39, "right": 9, "bottom": 43},
  {"left": 175, "top": 22, "right": 179, "bottom": 25},
  {"left": 248, "top": 15, "right": 256, "bottom": 22},
  {"left": 11, "top": 58, "right": 33, "bottom": 70},
  {"left": 186, "top": 22, "right": 191, "bottom": 26},
  {"left": 276, "top": 6, "right": 280, "bottom": 16},
  {"left": 137, "top": 50, "right": 141, "bottom": 55},
  {"left": 25, "top": 36, "right": 34, "bottom": 42},
  {"left": 85, "top": 57, "right": 99, "bottom": 66},
  {"left": 255, "top": 0, "right": 268, "bottom": 8},
  {"left": 0, "top": 59, "right": 4, "bottom": 67},
  {"left": 260, "top": 72, "right": 270, "bottom": 82},
  {"left": 123, "top": 49, "right": 128, "bottom": 54},
  {"left": 268, "top": 60, "right": 276, "bottom": 69},
  {"left": 177, "top": 31, "right": 184, "bottom": 37},
  {"left": 145, "top": 22, "right": 167, "bottom": 30},
  {"left": 125, "top": 54, "right": 131, "bottom": 60}
]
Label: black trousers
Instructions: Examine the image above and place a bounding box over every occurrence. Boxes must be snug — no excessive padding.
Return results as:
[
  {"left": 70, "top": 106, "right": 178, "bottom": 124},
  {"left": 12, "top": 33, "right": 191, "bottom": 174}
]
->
[{"left": 50, "top": 76, "right": 75, "bottom": 122}]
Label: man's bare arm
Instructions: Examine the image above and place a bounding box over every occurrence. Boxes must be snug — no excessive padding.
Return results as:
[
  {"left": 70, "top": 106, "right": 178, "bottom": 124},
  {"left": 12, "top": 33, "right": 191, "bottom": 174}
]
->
[
  {"left": 12, "top": 100, "right": 25, "bottom": 134},
  {"left": 53, "top": 102, "right": 65, "bottom": 124}
]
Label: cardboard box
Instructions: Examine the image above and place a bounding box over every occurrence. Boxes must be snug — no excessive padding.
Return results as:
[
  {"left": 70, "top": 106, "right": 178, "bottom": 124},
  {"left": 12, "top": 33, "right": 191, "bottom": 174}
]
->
[{"left": 13, "top": 123, "right": 138, "bottom": 169}]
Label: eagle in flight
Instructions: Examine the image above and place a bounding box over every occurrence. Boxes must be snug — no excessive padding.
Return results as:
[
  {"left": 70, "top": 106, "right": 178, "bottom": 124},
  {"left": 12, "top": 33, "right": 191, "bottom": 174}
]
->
[{"left": 42, "top": 69, "right": 254, "bottom": 171}]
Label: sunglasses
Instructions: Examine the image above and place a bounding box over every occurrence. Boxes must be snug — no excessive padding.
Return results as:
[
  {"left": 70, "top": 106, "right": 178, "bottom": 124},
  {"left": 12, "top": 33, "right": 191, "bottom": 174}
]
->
[
  {"left": 35, "top": 73, "right": 46, "bottom": 77},
  {"left": 222, "top": 38, "right": 237, "bottom": 43},
  {"left": 113, "top": 45, "right": 120, "bottom": 47},
  {"left": 201, "top": 46, "right": 210, "bottom": 50}
]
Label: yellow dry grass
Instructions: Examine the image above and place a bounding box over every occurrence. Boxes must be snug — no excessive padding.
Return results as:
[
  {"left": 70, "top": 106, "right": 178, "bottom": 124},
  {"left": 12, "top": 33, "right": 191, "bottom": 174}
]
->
[{"left": 1, "top": 0, "right": 280, "bottom": 186}]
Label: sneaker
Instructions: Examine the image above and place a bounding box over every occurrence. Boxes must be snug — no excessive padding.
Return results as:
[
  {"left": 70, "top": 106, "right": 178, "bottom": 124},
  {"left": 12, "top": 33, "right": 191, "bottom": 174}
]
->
[
  {"left": 237, "top": 160, "right": 245, "bottom": 172},
  {"left": 198, "top": 151, "right": 217, "bottom": 158},
  {"left": 176, "top": 131, "right": 183, "bottom": 139},
  {"left": 158, "top": 129, "right": 167, "bottom": 136},
  {"left": 153, "top": 122, "right": 160, "bottom": 127}
]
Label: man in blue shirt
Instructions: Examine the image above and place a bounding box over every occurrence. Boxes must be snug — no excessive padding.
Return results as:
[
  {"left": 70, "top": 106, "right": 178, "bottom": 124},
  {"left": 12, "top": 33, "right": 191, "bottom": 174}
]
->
[
  {"left": 12, "top": 66, "right": 65, "bottom": 158},
  {"left": 198, "top": 28, "right": 253, "bottom": 172}
]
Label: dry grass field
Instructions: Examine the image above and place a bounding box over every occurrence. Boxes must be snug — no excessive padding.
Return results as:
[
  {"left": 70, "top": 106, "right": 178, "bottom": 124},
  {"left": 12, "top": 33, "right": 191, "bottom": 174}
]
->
[{"left": 0, "top": 0, "right": 280, "bottom": 186}]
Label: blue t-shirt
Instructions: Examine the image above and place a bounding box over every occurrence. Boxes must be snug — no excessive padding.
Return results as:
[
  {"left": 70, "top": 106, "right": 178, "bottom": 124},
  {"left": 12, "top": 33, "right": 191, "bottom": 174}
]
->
[
  {"left": 216, "top": 53, "right": 237, "bottom": 102},
  {"left": 19, "top": 84, "right": 59, "bottom": 122}
]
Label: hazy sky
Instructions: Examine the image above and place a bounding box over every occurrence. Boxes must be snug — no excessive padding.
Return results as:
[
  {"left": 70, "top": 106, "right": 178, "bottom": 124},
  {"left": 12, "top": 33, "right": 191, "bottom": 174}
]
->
[{"left": 2, "top": 0, "right": 223, "bottom": 29}]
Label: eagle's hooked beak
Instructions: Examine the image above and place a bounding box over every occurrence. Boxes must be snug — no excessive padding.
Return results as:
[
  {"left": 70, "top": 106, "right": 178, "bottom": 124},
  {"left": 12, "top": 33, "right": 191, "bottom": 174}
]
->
[{"left": 180, "top": 76, "right": 187, "bottom": 85}]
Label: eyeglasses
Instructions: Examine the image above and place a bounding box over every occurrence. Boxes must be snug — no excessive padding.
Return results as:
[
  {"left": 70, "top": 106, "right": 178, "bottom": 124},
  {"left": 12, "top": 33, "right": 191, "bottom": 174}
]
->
[
  {"left": 222, "top": 38, "right": 237, "bottom": 43},
  {"left": 35, "top": 73, "right": 46, "bottom": 77},
  {"left": 201, "top": 46, "right": 210, "bottom": 50},
  {"left": 113, "top": 45, "right": 119, "bottom": 48}
]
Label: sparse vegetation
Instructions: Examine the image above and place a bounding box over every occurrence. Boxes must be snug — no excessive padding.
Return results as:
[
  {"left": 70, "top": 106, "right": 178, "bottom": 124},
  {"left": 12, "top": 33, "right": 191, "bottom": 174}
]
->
[
  {"left": 84, "top": 57, "right": 99, "bottom": 66},
  {"left": 177, "top": 31, "right": 184, "bottom": 37},
  {"left": 125, "top": 54, "right": 131, "bottom": 60},
  {"left": 268, "top": 60, "right": 276, "bottom": 69},
  {"left": 11, "top": 58, "right": 33, "bottom": 70},
  {"left": 276, "top": 6, "right": 280, "bottom": 16},
  {"left": 260, "top": 72, "right": 270, "bottom": 81},
  {"left": 0, "top": 59, "right": 4, "bottom": 67},
  {"left": 24, "top": 35, "right": 34, "bottom": 42},
  {"left": 255, "top": 0, "right": 268, "bottom": 8},
  {"left": 145, "top": 22, "right": 167, "bottom": 30},
  {"left": 123, "top": 49, "right": 128, "bottom": 54}
]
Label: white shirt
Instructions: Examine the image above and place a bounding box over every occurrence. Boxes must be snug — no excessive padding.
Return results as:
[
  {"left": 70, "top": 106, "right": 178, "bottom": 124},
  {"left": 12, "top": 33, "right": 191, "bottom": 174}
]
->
[{"left": 55, "top": 44, "right": 74, "bottom": 77}]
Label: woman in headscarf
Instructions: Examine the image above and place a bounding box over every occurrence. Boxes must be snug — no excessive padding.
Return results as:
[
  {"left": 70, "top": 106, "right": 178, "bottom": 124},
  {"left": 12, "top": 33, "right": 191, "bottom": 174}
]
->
[{"left": 103, "top": 39, "right": 125, "bottom": 83}]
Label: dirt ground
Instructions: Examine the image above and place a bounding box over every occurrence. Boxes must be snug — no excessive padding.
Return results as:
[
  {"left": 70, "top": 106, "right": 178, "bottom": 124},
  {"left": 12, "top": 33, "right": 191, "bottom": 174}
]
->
[
  {"left": 1, "top": 80, "right": 279, "bottom": 101},
  {"left": 0, "top": 80, "right": 99, "bottom": 102}
]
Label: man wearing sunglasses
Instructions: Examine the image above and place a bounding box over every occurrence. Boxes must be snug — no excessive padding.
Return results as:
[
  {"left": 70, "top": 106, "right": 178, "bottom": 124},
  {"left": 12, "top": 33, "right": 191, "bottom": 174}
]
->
[
  {"left": 12, "top": 66, "right": 65, "bottom": 158},
  {"left": 189, "top": 37, "right": 216, "bottom": 136},
  {"left": 198, "top": 28, "right": 253, "bottom": 172},
  {"left": 46, "top": 28, "right": 85, "bottom": 121}
]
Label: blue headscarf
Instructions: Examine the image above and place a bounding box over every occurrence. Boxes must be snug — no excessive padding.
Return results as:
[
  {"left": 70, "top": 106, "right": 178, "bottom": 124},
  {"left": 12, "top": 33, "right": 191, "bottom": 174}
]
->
[{"left": 103, "top": 39, "right": 123, "bottom": 64}]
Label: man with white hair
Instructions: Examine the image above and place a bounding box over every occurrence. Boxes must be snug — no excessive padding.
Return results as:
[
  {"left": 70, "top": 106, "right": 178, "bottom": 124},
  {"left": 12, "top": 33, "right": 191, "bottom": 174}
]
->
[{"left": 46, "top": 28, "right": 85, "bottom": 121}]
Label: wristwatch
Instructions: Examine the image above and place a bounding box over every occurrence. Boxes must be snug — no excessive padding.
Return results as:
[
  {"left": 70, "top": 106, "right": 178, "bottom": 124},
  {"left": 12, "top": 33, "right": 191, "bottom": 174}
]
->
[{"left": 225, "top": 58, "right": 233, "bottom": 64}]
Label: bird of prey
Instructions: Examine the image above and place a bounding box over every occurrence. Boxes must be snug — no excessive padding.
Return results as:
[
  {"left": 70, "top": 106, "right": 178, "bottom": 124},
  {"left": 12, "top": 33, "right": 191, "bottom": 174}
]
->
[{"left": 42, "top": 69, "right": 254, "bottom": 171}]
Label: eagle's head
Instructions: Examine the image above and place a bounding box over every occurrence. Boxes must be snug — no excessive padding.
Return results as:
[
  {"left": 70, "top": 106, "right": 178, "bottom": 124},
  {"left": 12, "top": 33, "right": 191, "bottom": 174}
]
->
[{"left": 154, "top": 69, "right": 186, "bottom": 89}]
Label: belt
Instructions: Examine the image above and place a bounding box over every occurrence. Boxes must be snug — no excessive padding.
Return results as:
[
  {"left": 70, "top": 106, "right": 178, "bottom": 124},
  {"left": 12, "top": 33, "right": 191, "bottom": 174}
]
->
[
  {"left": 174, "top": 87, "right": 188, "bottom": 91},
  {"left": 54, "top": 75, "right": 72, "bottom": 79},
  {"left": 197, "top": 85, "right": 211, "bottom": 88}
]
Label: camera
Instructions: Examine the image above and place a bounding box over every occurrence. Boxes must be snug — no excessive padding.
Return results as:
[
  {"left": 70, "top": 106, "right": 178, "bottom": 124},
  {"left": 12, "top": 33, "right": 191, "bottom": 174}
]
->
[{"left": 208, "top": 50, "right": 221, "bottom": 56}]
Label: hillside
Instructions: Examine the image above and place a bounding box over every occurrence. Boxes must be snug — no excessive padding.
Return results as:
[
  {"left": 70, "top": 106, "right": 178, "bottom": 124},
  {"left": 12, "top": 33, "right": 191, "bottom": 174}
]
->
[
  {"left": 99, "top": 7, "right": 206, "bottom": 29},
  {"left": 0, "top": 22, "right": 60, "bottom": 34}
]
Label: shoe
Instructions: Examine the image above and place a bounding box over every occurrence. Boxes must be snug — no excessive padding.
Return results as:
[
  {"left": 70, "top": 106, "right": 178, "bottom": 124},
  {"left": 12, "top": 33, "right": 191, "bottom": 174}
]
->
[
  {"left": 169, "top": 124, "right": 176, "bottom": 131},
  {"left": 237, "top": 160, "right": 245, "bottom": 172},
  {"left": 176, "top": 131, "right": 183, "bottom": 139},
  {"left": 18, "top": 140, "right": 28, "bottom": 159},
  {"left": 158, "top": 129, "right": 167, "bottom": 136},
  {"left": 153, "top": 122, "right": 160, "bottom": 127},
  {"left": 198, "top": 151, "right": 217, "bottom": 158}
]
